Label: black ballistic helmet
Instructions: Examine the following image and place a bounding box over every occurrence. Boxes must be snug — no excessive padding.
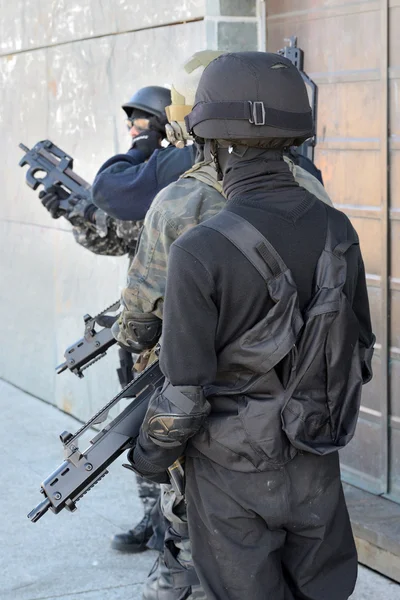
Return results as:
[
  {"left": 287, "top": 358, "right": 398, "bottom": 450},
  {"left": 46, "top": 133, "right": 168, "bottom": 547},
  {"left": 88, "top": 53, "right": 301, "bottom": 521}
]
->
[
  {"left": 122, "top": 86, "right": 172, "bottom": 119},
  {"left": 185, "top": 52, "right": 313, "bottom": 145}
]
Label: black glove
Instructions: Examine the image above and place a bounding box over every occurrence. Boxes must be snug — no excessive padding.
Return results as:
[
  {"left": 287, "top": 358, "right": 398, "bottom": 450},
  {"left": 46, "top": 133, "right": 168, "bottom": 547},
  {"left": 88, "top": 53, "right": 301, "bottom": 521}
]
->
[
  {"left": 130, "top": 129, "right": 162, "bottom": 159},
  {"left": 81, "top": 202, "right": 98, "bottom": 223},
  {"left": 95, "top": 313, "right": 119, "bottom": 328},
  {"left": 123, "top": 443, "right": 170, "bottom": 484},
  {"left": 38, "top": 185, "right": 68, "bottom": 219},
  {"left": 112, "top": 312, "right": 162, "bottom": 353},
  {"left": 148, "top": 114, "right": 169, "bottom": 137}
]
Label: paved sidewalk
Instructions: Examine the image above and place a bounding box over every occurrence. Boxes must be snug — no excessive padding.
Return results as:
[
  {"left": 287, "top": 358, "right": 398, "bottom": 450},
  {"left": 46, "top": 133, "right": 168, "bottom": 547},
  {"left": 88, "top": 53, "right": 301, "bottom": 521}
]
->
[{"left": 0, "top": 379, "right": 399, "bottom": 600}]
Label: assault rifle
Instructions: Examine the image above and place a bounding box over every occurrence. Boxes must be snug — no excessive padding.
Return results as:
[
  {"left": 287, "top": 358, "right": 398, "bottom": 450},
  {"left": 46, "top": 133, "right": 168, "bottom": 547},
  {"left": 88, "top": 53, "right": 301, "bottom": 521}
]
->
[
  {"left": 19, "top": 139, "right": 96, "bottom": 223},
  {"left": 28, "top": 358, "right": 164, "bottom": 522},
  {"left": 56, "top": 302, "right": 120, "bottom": 378},
  {"left": 278, "top": 36, "right": 318, "bottom": 162}
]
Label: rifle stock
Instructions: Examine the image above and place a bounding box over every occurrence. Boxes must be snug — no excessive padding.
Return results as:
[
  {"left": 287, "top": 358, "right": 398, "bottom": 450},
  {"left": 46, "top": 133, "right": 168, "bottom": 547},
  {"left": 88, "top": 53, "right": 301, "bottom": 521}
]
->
[
  {"left": 19, "top": 139, "right": 92, "bottom": 216},
  {"left": 278, "top": 36, "right": 318, "bottom": 162}
]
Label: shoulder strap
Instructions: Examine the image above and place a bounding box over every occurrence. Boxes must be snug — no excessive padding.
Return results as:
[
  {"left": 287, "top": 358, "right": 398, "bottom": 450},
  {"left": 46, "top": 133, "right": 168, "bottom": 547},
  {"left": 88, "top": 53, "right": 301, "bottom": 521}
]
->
[
  {"left": 324, "top": 205, "right": 359, "bottom": 256},
  {"left": 181, "top": 160, "right": 224, "bottom": 194},
  {"left": 201, "top": 210, "right": 289, "bottom": 284},
  {"left": 312, "top": 205, "right": 360, "bottom": 291}
]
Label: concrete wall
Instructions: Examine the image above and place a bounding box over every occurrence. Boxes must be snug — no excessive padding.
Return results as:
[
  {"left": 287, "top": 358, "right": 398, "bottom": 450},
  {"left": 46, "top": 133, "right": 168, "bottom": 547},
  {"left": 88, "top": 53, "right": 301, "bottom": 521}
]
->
[{"left": 0, "top": 0, "right": 261, "bottom": 421}]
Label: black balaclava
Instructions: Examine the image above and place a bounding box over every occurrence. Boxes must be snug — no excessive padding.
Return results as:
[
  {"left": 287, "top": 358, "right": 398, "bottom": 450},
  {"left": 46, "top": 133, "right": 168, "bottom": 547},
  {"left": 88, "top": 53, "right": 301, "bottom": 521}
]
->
[
  {"left": 215, "top": 143, "right": 299, "bottom": 200},
  {"left": 195, "top": 141, "right": 205, "bottom": 163}
]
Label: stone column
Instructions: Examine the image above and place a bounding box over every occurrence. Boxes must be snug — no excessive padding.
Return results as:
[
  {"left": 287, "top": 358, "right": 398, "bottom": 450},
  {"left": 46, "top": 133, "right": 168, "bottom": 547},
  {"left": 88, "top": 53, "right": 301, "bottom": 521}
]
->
[{"left": 205, "top": 0, "right": 264, "bottom": 51}]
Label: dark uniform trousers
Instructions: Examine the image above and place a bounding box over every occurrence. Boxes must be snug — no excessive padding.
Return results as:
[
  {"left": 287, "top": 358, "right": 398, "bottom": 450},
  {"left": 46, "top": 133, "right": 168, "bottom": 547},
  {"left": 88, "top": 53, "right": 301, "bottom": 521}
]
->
[
  {"left": 185, "top": 451, "right": 357, "bottom": 600},
  {"left": 118, "top": 347, "right": 165, "bottom": 550}
]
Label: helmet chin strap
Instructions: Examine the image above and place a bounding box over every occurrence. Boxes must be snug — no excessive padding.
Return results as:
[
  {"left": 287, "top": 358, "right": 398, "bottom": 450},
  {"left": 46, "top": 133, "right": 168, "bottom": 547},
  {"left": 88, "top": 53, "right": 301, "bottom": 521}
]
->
[
  {"left": 195, "top": 142, "right": 205, "bottom": 163},
  {"left": 205, "top": 140, "right": 251, "bottom": 180},
  {"left": 228, "top": 144, "right": 249, "bottom": 157},
  {"left": 204, "top": 140, "right": 223, "bottom": 181}
]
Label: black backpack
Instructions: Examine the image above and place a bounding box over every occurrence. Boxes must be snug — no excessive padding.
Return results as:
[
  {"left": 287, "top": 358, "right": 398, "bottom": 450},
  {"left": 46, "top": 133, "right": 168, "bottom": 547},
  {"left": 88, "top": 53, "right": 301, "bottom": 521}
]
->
[{"left": 203, "top": 208, "right": 374, "bottom": 456}]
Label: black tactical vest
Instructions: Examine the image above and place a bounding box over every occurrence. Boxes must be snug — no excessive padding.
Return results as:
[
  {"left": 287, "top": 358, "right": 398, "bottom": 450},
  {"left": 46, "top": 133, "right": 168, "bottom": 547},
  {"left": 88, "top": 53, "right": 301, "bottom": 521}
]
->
[{"left": 189, "top": 209, "right": 375, "bottom": 472}]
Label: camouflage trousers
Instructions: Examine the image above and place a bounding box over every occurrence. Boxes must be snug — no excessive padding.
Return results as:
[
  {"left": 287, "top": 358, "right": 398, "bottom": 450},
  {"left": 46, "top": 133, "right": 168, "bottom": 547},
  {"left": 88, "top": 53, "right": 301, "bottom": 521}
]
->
[
  {"left": 132, "top": 351, "right": 161, "bottom": 523},
  {"left": 160, "top": 484, "right": 205, "bottom": 600},
  {"left": 136, "top": 474, "right": 159, "bottom": 520},
  {"left": 118, "top": 350, "right": 161, "bottom": 527}
]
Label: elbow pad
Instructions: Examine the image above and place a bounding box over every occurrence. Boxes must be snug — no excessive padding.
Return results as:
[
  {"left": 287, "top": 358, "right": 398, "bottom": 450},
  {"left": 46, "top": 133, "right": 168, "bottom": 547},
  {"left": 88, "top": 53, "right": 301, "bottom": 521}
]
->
[
  {"left": 117, "top": 312, "right": 162, "bottom": 352},
  {"left": 143, "top": 381, "right": 211, "bottom": 448}
]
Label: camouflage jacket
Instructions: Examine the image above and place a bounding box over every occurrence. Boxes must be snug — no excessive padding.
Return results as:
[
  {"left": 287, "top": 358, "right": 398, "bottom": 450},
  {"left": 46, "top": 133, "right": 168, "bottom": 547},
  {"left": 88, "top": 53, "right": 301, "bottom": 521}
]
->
[
  {"left": 71, "top": 210, "right": 142, "bottom": 257},
  {"left": 115, "top": 157, "right": 333, "bottom": 347}
]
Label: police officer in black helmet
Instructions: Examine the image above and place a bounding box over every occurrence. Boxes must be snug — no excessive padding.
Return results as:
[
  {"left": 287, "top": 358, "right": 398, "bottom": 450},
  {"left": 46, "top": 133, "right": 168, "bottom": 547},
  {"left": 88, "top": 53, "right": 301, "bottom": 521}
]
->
[
  {"left": 122, "top": 85, "right": 172, "bottom": 141},
  {"left": 109, "top": 86, "right": 173, "bottom": 556},
  {"left": 39, "top": 85, "right": 173, "bottom": 557},
  {"left": 91, "top": 86, "right": 196, "bottom": 221},
  {"left": 126, "top": 52, "right": 375, "bottom": 599},
  {"left": 39, "top": 86, "right": 173, "bottom": 227}
]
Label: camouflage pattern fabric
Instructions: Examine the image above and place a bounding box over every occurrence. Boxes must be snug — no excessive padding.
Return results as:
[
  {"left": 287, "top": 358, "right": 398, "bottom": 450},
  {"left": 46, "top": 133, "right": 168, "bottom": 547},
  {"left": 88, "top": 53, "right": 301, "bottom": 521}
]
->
[
  {"left": 136, "top": 475, "right": 159, "bottom": 518},
  {"left": 284, "top": 155, "right": 332, "bottom": 206},
  {"left": 161, "top": 484, "right": 206, "bottom": 599},
  {"left": 72, "top": 213, "right": 142, "bottom": 257},
  {"left": 133, "top": 350, "right": 161, "bottom": 519},
  {"left": 114, "top": 157, "right": 333, "bottom": 348},
  {"left": 115, "top": 162, "right": 224, "bottom": 343}
]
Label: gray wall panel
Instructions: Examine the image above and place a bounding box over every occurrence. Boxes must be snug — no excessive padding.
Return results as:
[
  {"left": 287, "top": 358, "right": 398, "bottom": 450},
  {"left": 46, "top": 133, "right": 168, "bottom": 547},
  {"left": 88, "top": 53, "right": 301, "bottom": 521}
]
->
[
  {"left": 0, "top": 3, "right": 260, "bottom": 421},
  {"left": 0, "top": 17, "right": 206, "bottom": 420},
  {"left": 114, "top": 0, "right": 205, "bottom": 32},
  {"left": 0, "top": 0, "right": 206, "bottom": 54},
  {"left": 1, "top": 51, "right": 48, "bottom": 226},
  {"left": 0, "top": 220, "right": 57, "bottom": 400}
]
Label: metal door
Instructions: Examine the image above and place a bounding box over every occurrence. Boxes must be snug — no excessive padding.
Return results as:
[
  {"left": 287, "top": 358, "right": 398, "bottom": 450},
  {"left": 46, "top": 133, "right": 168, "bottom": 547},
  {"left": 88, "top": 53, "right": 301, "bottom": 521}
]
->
[{"left": 389, "top": 0, "right": 400, "bottom": 501}]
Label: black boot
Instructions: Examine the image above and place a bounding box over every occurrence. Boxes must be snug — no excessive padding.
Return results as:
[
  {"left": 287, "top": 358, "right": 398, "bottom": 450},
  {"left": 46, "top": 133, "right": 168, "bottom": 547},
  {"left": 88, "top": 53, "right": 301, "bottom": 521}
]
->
[{"left": 111, "top": 514, "right": 153, "bottom": 553}]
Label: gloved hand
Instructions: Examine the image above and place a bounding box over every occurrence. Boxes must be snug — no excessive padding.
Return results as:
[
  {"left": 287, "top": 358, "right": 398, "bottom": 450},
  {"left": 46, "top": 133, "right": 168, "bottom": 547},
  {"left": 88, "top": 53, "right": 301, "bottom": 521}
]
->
[
  {"left": 95, "top": 313, "right": 119, "bottom": 328},
  {"left": 112, "top": 312, "right": 162, "bottom": 353},
  {"left": 123, "top": 443, "right": 170, "bottom": 484},
  {"left": 130, "top": 129, "right": 162, "bottom": 159},
  {"left": 38, "top": 185, "right": 68, "bottom": 219},
  {"left": 79, "top": 201, "right": 98, "bottom": 223}
]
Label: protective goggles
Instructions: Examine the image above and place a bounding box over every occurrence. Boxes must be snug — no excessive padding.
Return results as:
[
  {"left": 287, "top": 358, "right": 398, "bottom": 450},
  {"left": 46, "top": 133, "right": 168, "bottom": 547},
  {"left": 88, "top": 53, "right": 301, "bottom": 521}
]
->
[{"left": 125, "top": 116, "right": 150, "bottom": 132}]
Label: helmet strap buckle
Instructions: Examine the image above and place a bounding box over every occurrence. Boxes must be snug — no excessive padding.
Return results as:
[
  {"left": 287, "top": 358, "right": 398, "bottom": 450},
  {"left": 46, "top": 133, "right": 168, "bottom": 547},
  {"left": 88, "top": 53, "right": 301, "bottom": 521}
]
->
[
  {"left": 248, "top": 101, "right": 266, "bottom": 126},
  {"left": 228, "top": 144, "right": 248, "bottom": 157}
]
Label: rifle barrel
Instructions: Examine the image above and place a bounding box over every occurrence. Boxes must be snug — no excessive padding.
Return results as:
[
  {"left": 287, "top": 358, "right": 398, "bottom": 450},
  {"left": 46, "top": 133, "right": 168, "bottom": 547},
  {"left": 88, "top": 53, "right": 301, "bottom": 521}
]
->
[
  {"left": 56, "top": 361, "right": 68, "bottom": 375},
  {"left": 27, "top": 498, "right": 51, "bottom": 523}
]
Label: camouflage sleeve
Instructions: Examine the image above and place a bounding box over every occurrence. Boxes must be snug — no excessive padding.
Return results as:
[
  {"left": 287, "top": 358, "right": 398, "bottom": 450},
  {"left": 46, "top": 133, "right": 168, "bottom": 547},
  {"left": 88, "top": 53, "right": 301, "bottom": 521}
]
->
[
  {"left": 113, "top": 177, "right": 225, "bottom": 350},
  {"left": 284, "top": 155, "right": 333, "bottom": 207},
  {"left": 122, "top": 203, "right": 177, "bottom": 319},
  {"left": 112, "top": 202, "right": 176, "bottom": 348},
  {"left": 72, "top": 215, "right": 142, "bottom": 257}
]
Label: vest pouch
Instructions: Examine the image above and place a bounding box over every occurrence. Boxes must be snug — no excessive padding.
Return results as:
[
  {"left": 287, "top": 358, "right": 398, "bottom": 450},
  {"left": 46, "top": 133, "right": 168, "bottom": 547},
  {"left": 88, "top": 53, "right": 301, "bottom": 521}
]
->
[
  {"left": 324, "top": 294, "right": 363, "bottom": 448},
  {"left": 282, "top": 293, "right": 364, "bottom": 455},
  {"left": 281, "top": 389, "right": 335, "bottom": 455},
  {"left": 198, "top": 369, "right": 297, "bottom": 471},
  {"left": 238, "top": 391, "right": 297, "bottom": 466}
]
